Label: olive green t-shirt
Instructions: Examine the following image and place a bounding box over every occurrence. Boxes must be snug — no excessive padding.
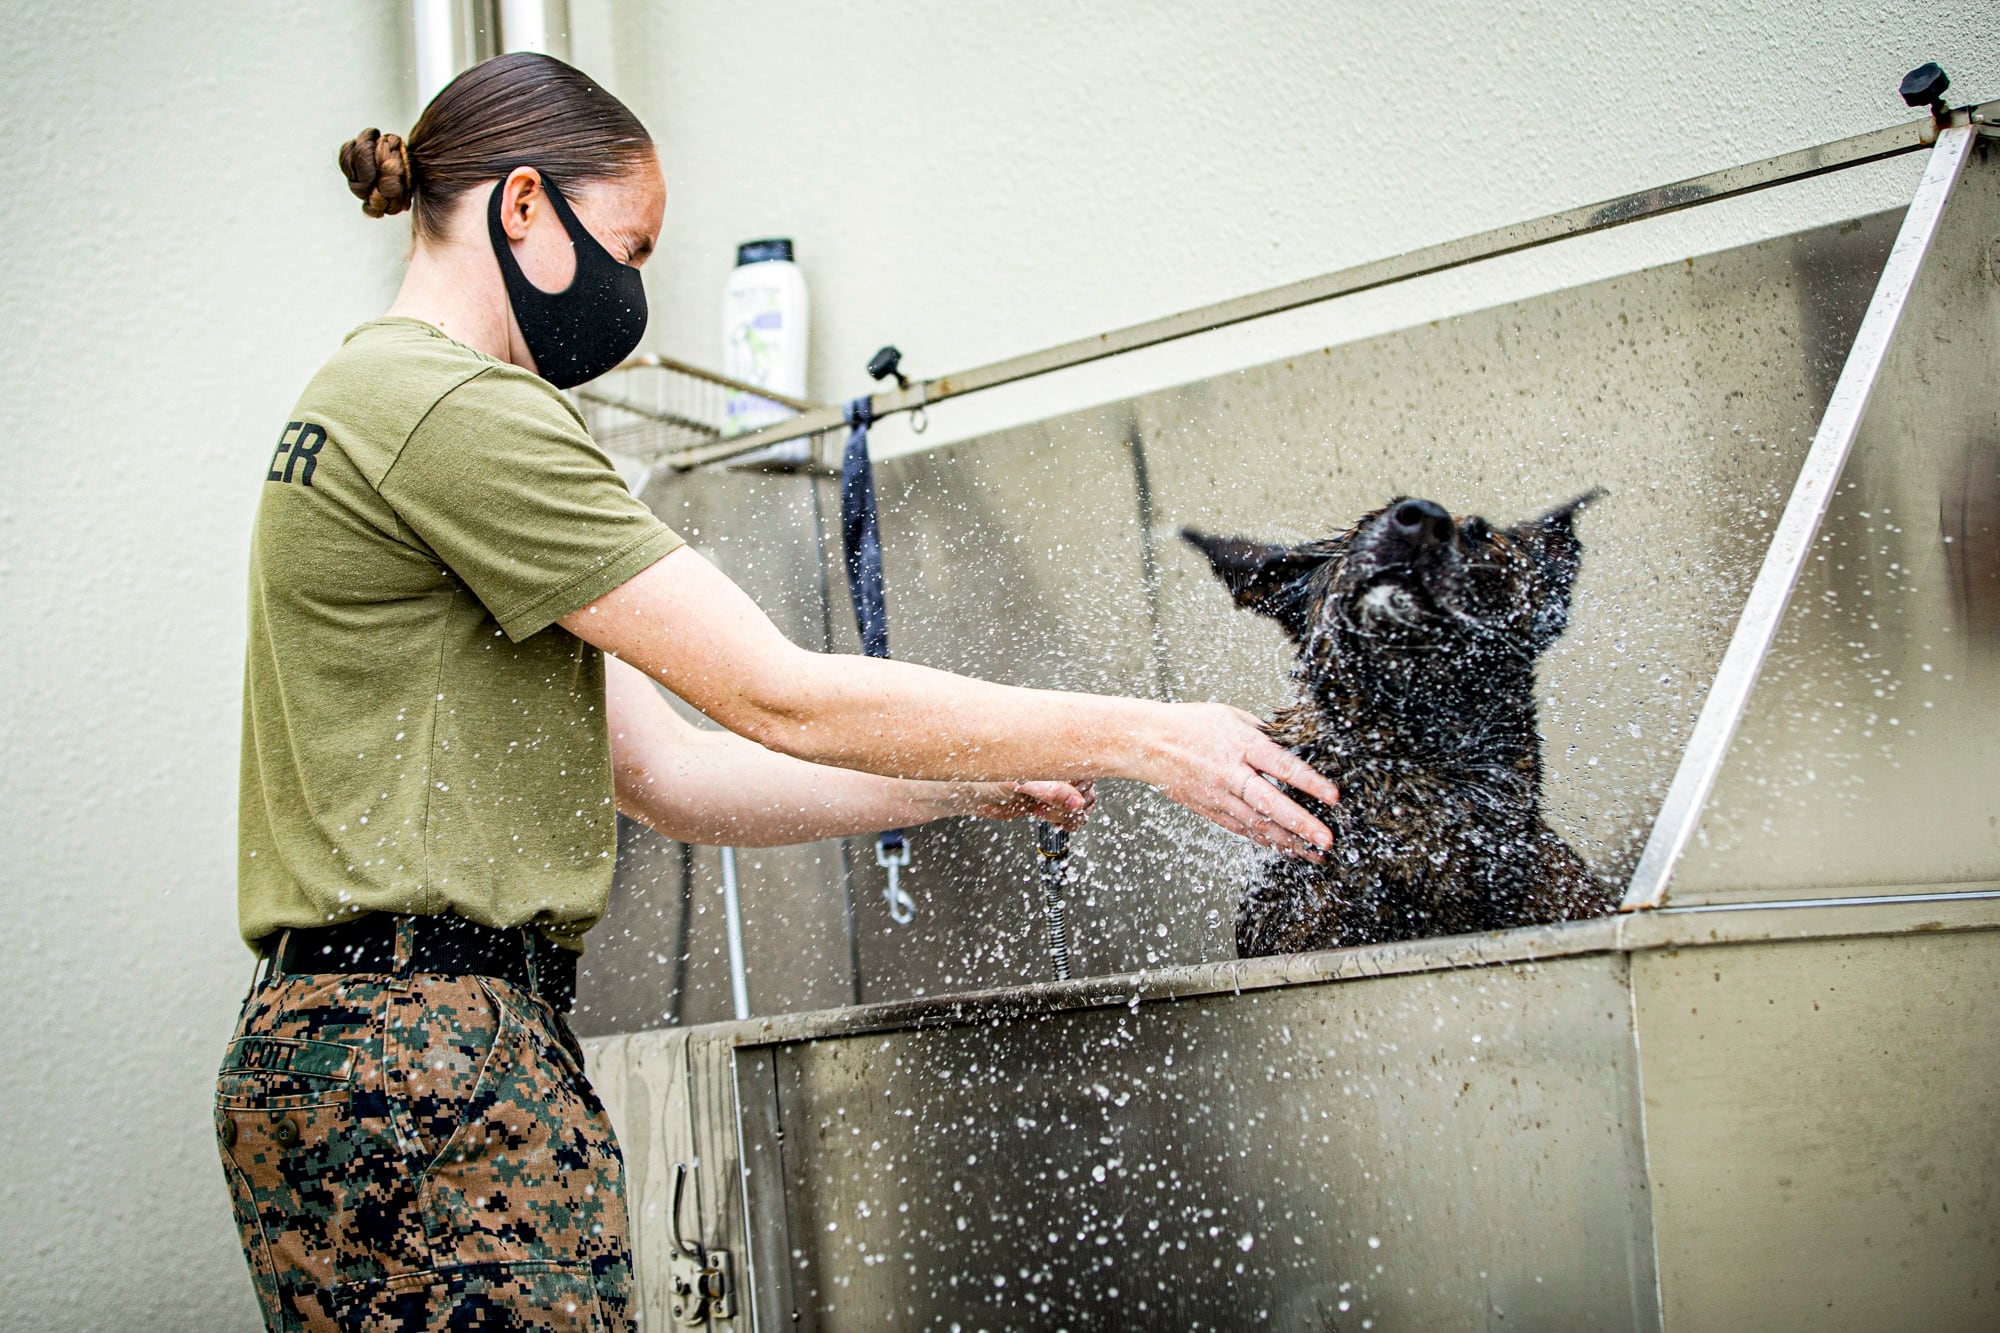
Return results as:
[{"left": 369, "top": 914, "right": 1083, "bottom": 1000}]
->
[{"left": 239, "top": 317, "right": 684, "bottom": 952}]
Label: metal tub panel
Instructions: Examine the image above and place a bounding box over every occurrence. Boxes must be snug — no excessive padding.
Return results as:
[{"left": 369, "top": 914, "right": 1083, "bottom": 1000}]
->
[
  {"left": 836, "top": 211, "right": 1894, "bottom": 1007},
  {"left": 584, "top": 1027, "right": 700, "bottom": 1327},
  {"left": 588, "top": 1026, "right": 767, "bottom": 1331},
  {"left": 585, "top": 208, "right": 1906, "bottom": 1028},
  {"left": 866, "top": 426, "right": 1158, "bottom": 696},
  {"left": 1138, "top": 214, "right": 1896, "bottom": 894},
  {"left": 584, "top": 819, "right": 866, "bottom": 1033},
  {"left": 1671, "top": 151, "right": 2000, "bottom": 901},
  {"left": 577, "top": 822, "right": 691, "bottom": 1034},
  {"left": 578, "top": 471, "right": 866, "bottom": 1033},
  {"left": 853, "top": 215, "right": 1897, "bottom": 981},
  {"left": 841, "top": 429, "right": 1221, "bottom": 995},
  {"left": 1633, "top": 929, "right": 2000, "bottom": 1332},
  {"left": 770, "top": 953, "right": 1657, "bottom": 1331}
]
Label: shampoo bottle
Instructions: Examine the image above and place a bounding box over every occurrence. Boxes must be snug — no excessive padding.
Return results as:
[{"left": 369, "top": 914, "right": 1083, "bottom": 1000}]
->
[{"left": 722, "top": 238, "right": 810, "bottom": 462}]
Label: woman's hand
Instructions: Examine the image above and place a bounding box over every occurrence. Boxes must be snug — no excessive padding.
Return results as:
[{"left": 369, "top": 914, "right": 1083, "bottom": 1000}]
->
[
  {"left": 1134, "top": 702, "right": 1337, "bottom": 861},
  {"left": 938, "top": 780, "right": 1097, "bottom": 831}
]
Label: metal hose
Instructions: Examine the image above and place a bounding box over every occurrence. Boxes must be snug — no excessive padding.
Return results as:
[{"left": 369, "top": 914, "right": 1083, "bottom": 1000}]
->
[{"left": 1034, "top": 822, "right": 1073, "bottom": 981}]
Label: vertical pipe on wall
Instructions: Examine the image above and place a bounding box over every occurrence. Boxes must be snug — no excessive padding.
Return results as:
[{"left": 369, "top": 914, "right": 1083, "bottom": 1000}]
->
[
  {"left": 414, "top": 1, "right": 513, "bottom": 110},
  {"left": 498, "top": 0, "right": 571, "bottom": 60},
  {"left": 719, "top": 846, "right": 751, "bottom": 1020},
  {"left": 411, "top": 0, "right": 465, "bottom": 109}
]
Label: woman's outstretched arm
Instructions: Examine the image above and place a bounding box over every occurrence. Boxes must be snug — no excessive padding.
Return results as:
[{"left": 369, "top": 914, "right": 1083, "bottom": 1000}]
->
[
  {"left": 604, "top": 655, "right": 1094, "bottom": 846},
  {"left": 563, "top": 547, "right": 1336, "bottom": 859}
]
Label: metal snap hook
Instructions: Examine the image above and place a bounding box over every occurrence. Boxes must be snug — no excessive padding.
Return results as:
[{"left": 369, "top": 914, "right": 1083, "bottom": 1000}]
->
[{"left": 877, "top": 837, "right": 915, "bottom": 924}]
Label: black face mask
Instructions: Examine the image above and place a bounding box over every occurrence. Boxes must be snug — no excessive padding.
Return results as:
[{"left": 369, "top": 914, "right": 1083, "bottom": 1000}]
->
[{"left": 486, "top": 169, "right": 648, "bottom": 389}]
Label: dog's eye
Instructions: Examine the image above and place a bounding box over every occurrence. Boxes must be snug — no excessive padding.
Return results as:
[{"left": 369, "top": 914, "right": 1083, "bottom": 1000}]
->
[{"left": 1463, "top": 517, "right": 1493, "bottom": 543}]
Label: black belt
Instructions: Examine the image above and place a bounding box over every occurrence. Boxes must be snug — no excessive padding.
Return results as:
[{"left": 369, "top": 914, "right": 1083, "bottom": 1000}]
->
[{"left": 272, "top": 913, "right": 577, "bottom": 1013}]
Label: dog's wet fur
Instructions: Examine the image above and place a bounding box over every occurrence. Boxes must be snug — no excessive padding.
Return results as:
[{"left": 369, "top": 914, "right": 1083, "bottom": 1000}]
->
[{"left": 1185, "top": 492, "right": 1616, "bottom": 957}]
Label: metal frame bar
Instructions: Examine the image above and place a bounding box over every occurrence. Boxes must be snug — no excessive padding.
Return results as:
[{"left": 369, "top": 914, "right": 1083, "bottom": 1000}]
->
[
  {"left": 654, "top": 885, "right": 2000, "bottom": 1056},
  {"left": 1618, "top": 125, "right": 1979, "bottom": 911},
  {"left": 663, "top": 105, "right": 1994, "bottom": 472}
]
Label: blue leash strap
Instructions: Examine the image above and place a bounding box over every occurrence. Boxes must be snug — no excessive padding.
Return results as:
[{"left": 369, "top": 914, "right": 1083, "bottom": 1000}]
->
[
  {"left": 840, "top": 396, "right": 913, "bottom": 923},
  {"left": 840, "top": 396, "right": 891, "bottom": 659}
]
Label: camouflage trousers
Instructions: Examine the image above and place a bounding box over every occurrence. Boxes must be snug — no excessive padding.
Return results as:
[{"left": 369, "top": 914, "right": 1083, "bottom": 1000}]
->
[{"left": 215, "top": 964, "right": 632, "bottom": 1331}]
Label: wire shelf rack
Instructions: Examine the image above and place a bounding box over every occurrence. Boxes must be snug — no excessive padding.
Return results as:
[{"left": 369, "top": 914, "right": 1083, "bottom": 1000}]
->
[{"left": 575, "top": 355, "right": 831, "bottom": 486}]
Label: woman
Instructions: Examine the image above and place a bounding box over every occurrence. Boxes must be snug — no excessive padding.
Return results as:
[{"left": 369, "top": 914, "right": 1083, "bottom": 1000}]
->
[{"left": 220, "top": 53, "right": 1337, "bottom": 1331}]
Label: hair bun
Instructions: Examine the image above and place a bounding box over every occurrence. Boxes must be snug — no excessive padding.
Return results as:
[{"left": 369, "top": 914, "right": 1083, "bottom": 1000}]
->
[{"left": 337, "top": 128, "right": 413, "bottom": 218}]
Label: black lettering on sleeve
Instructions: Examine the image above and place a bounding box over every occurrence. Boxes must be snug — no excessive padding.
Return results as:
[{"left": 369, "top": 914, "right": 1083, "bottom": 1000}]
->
[
  {"left": 267, "top": 422, "right": 302, "bottom": 482},
  {"left": 285, "top": 423, "right": 327, "bottom": 488}
]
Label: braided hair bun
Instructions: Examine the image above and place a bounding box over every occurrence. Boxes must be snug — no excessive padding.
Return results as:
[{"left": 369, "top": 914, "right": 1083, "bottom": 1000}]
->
[{"left": 337, "top": 128, "right": 413, "bottom": 218}]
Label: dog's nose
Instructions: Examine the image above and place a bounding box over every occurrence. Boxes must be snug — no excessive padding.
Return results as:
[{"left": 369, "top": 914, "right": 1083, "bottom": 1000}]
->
[{"left": 1389, "top": 498, "right": 1455, "bottom": 550}]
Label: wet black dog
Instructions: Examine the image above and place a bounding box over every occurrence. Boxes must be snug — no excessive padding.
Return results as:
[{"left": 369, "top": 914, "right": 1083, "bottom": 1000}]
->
[{"left": 1186, "top": 492, "right": 1615, "bottom": 956}]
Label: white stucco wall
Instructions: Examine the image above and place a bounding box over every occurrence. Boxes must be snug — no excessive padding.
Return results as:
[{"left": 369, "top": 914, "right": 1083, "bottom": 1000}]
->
[
  {"left": 0, "top": 3, "right": 1992, "bottom": 1328},
  {"left": 603, "top": 0, "right": 1997, "bottom": 460},
  {"left": 0, "top": 5, "right": 411, "bottom": 1327}
]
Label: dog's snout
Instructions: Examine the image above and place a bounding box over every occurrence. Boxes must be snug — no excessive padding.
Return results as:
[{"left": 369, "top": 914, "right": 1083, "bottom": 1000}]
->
[{"left": 1389, "top": 498, "right": 1455, "bottom": 550}]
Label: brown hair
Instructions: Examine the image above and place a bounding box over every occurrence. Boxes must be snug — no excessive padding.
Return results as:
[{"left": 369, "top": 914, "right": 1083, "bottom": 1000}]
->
[{"left": 338, "top": 52, "right": 652, "bottom": 242}]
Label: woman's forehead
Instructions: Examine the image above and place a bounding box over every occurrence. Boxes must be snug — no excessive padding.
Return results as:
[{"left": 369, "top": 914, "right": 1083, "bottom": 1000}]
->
[{"left": 576, "top": 158, "right": 665, "bottom": 255}]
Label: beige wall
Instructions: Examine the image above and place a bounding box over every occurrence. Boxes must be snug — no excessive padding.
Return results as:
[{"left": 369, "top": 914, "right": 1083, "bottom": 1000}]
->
[
  {"left": 0, "top": 4, "right": 411, "bottom": 1327},
  {"left": 605, "top": 1, "right": 1998, "bottom": 461},
  {"left": 0, "top": 2, "right": 1993, "bottom": 1327}
]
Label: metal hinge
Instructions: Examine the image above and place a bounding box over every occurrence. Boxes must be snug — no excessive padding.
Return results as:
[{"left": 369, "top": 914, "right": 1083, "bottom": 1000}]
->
[{"left": 669, "top": 1162, "right": 735, "bottom": 1325}]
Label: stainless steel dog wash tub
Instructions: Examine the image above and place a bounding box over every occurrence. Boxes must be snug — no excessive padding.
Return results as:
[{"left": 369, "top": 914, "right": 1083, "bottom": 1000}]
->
[{"left": 580, "top": 107, "right": 2000, "bottom": 1330}]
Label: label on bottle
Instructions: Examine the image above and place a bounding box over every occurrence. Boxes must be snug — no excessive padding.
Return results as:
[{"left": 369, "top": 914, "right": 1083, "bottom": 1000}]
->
[{"left": 723, "top": 288, "right": 796, "bottom": 437}]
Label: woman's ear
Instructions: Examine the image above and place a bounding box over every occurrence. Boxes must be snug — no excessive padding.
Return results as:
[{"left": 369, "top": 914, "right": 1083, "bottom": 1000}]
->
[
  {"left": 494, "top": 166, "right": 578, "bottom": 295},
  {"left": 497, "top": 166, "right": 547, "bottom": 243}
]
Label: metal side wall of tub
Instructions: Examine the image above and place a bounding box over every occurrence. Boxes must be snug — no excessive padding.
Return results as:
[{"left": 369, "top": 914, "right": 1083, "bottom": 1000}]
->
[
  {"left": 576, "top": 202, "right": 1899, "bottom": 1033},
  {"left": 763, "top": 951, "right": 1658, "bottom": 1330},
  {"left": 1632, "top": 920, "right": 2000, "bottom": 1330},
  {"left": 585, "top": 900, "right": 2000, "bottom": 1331}
]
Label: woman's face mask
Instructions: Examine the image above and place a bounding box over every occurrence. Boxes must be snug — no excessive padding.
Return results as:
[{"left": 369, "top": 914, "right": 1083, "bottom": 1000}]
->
[{"left": 486, "top": 169, "right": 648, "bottom": 389}]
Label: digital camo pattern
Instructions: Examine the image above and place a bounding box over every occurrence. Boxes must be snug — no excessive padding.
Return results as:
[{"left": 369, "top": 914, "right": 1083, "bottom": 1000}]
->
[{"left": 215, "top": 971, "right": 631, "bottom": 1331}]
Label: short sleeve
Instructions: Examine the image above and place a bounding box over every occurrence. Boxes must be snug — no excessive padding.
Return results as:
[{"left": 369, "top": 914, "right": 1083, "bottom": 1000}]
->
[{"left": 380, "top": 367, "right": 684, "bottom": 640}]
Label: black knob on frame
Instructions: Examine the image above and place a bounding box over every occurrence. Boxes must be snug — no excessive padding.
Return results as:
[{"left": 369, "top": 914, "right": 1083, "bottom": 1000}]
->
[
  {"left": 1900, "top": 62, "right": 1950, "bottom": 118},
  {"left": 866, "top": 345, "right": 906, "bottom": 385}
]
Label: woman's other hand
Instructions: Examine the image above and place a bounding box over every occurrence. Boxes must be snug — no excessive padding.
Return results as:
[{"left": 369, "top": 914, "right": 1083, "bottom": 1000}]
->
[{"left": 944, "top": 780, "right": 1096, "bottom": 831}]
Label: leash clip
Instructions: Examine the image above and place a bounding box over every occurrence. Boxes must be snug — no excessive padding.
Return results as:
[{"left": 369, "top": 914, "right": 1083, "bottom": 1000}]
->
[{"left": 876, "top": 835, "right": 915, "bottom": 925}]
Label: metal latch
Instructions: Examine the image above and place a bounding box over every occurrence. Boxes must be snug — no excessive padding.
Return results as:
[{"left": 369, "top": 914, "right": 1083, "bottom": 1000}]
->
[{"left": 670, "top": 1162, "right": 735, "bottom": 1325}]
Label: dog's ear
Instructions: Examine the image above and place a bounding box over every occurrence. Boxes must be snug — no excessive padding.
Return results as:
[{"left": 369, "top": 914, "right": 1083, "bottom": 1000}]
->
[
  {"left": 1182, "top": 529, "right": 1330, "bottom": 640},
  {"left": 1506, "top": 488, "right": 1604, "bottom": 648}
]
